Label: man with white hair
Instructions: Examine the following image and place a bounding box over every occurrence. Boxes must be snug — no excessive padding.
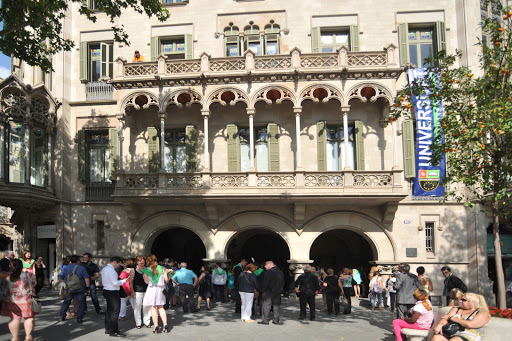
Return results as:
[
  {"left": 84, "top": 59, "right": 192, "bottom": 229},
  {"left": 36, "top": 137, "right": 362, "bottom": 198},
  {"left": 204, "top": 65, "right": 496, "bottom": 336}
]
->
[
  {"left": 258, "top": 261, "right": 284, "bottom": 325},
  {"left": 294, "top": 264, "right": 320, "bottom": 321},
  {"left": 171, "top": 262, "right": 198, "bottom": 313}
]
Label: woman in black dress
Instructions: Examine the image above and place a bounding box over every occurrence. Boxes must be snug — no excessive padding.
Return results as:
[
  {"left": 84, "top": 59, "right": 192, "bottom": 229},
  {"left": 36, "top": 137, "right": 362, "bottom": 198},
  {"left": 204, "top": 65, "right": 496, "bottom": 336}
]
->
[
  {"left": 323, "top": 268, "right": 341, "bottom": 315},
  {"left": 34, "top": 256, "right": 46, "bottom": 295},
  {"left": 197, "top": 264, "right": 212, "bottom": 310}
]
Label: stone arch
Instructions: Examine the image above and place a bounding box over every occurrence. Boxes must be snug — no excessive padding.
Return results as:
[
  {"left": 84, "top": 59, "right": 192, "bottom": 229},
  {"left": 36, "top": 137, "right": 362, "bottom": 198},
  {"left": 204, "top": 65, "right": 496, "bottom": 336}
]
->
[
  {"left": 298, "top": 83, "right": 345, "bottom": 106},
  {"left": 206, "top": 87, "right": 249, "bottom": 109},
  {"left": 301, "top": 211, "right": 396, "bottom": 263},
  {"left": 161, "top": 88, "right": 203, "bottom": 112},
  {"left": 130, "top": 211, "right": 214, "bottom": 257},
  {"left": 249, "top": 84, "right": 297, "bottom": 107},
  {"left": 346, "top": 82, "right": 394, "bottom": 104},
  {"left": 119, "top": 90, "right": 160, "bottom": 115}
]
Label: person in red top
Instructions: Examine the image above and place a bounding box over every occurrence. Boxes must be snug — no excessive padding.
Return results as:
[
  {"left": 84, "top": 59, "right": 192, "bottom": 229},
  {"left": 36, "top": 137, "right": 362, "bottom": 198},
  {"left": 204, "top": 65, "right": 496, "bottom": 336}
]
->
[
  {"left": 132, "top": 50, "right": 145, "bottom": 62},
  {"left": 119, "top": 259, "right": 134, "bottom": 320}
]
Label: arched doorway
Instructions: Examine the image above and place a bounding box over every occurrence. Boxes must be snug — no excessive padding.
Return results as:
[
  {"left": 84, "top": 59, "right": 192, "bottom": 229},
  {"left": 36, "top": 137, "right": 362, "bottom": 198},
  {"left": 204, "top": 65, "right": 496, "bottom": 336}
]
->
[
  {"left": 150, "top": 227, "right": 206, "bottom": 273},
  {"left": 309, "top": 229, "right": 374, "bottom": 275}
]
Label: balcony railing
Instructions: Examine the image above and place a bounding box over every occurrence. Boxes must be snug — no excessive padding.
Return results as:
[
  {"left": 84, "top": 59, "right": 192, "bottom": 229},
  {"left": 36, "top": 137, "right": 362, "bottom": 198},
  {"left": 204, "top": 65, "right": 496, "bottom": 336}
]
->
[
  {"left": 85, "top": 182, "right": 115, "bottom": 201},
  {"left": 86, "top": 81, "right": 114, "bottom": 100}
]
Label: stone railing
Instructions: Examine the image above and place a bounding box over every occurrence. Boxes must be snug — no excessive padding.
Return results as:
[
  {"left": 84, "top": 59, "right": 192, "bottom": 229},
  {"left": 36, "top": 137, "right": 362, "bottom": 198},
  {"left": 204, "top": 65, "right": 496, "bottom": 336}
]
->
[
  {"left": 112, "top": 44, "right": 399, "bottom": 82},
  {"left": 115, "top": 170, "right": 404, "bottom": 195},
  {"left": 85, "top": 81, "right": 114, "bottom": 100}
]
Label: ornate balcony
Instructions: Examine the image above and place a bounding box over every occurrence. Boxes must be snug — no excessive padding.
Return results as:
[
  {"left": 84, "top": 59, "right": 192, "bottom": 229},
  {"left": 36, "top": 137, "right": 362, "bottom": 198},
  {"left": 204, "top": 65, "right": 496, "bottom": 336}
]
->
[{"left": 111, "top": 45, "right": 401, "bottom": 89}]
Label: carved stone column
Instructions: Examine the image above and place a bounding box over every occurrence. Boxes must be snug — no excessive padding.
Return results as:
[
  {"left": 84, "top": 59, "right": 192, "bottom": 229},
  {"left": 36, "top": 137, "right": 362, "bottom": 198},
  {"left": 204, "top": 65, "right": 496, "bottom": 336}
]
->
[
  {"left": 247, "top": 108, "right": 255, "bottom": 171},
  {"left": 47, "top": 116, "right": 56, "bottom": 190},
  {"left": 341, "top": 105, "right": 351, "bottom": 170},
  {"left": 0, "top": 115, "right": 5, "bottom": 184},
  {"left": 294, "top": 106, "right": 302, "bottom": 170},
  {"left": 201, "top": 109, "right": 210, "bottom": 172},
  {"left": 117, "top": 114, "right": 125, "bottom": 172},
  {"left": 159, "top": 113, "right": 166, "bottom": 172}
]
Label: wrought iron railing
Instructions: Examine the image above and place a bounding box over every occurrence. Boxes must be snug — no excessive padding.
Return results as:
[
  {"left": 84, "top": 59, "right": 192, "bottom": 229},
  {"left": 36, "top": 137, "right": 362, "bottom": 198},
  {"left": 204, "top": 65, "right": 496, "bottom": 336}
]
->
[
  {"left": 85, "top": 182, "right": 115, "bottom": 201},
  {"left": 85, "top": 81, "right": 114, "bottom": 100}
]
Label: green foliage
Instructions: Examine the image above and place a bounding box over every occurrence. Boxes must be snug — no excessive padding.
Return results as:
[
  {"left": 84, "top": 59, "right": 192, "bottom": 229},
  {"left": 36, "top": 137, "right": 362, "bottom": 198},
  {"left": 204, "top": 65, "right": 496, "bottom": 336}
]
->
[
  {"left": 0, "top": 0, "right": 170, "bottom": 73},
  {"left": 391, "top": 0, "right": 512, "bottom": 217}
]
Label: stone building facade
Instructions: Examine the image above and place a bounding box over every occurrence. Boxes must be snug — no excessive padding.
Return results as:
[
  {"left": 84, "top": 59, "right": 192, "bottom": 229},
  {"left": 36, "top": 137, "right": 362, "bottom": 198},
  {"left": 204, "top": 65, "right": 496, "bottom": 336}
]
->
[{"left": 0, "top": 0, "right": 495, "bottom": 300}]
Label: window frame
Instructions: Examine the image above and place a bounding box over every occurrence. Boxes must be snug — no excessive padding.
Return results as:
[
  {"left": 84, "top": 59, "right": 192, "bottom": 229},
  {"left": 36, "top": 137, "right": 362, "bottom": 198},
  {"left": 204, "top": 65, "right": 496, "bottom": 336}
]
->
[
  {"left": 320, "top": 28, "right": 350, "bottom": 53},
  {"left": 244, "top": 24, "right": 262, "bottom": 56},
  {"left": 150, "top": 35, "right": 193, "bottom": 61},
  {"left": 162, "top": 128, "right": 187, "bottom": 173},
  {"left": 224, "top": 25, "right": 241, "bottom": 57},
  {"left": 86, "top": 129, "right": 111, "bottom": 183},
  {"left": 7, "top": 120, "right": 26, "bottom": 184},
  {"left": 264, "top": 23, "right": 280, "bottom": 55},
  {"left": 80, "top": 41, "right": 114, "bottom": 82},
  {"left": 398, "top": 21, "right": 446, "bottom": 67}
]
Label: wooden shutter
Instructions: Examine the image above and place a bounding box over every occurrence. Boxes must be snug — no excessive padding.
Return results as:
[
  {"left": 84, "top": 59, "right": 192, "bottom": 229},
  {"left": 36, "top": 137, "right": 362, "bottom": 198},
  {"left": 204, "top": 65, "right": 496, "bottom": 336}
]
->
[
  {"left": 311, "top": 27, "right": 321, "bottom": 53},
  {"left": 150, "top": 36, "right": 159, "bottom": 61},
  {"left": 227, "top": 124, "right": 240, "bottom": 172},
  {"left": 108, "top": 128, "right": 118, "bottom": 179},
  {"left": 398, "top": 23, "right": 409, "bottom": 66},
  {"left": 148, "top": 127, "right": 160, "bottom": 172},
  {"left": 185, "top": 34, "right": 193, "bottom": 59},
  {"left": 78, "top": 129, "right": 86, "bottom": 181},
  {"left": 349, "top": 25, "right": 359, "bottom": 52},
  {"left": 355, "top": 120, "right": 365, "bottom": 170},
  {"left": 317, "top": 121, "right": 327, "bottom": 171},
  {"left": 435, "top": 21, "right": 446, "bottom": 54},
  {"left": 100, "top": 42, "right": 109, "bottom": 78},
  {"left": 402, "top": 120, "right": 416, "bottom": 178},
  {"left": 79, "top": 41, "right": 87, "bottom": 81},
  {"left": 267, "top": 123, "right": 280, "bottom": 171},
  {"left": 185, "top": 125, "right": 197, "bottom": 172}
]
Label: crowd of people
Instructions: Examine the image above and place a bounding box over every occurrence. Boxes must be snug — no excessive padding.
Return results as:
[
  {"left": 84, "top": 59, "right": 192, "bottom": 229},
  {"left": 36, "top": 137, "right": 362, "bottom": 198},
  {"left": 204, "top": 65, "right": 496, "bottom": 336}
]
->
[{"left": 0, "top": 249, "right": 496, "bottom": 340}]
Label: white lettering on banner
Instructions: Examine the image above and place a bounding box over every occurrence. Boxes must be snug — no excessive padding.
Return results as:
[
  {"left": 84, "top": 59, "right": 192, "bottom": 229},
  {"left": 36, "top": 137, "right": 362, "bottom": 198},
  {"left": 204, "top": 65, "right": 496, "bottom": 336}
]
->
[
  {"left": 37, "top": 225, "right": 56, "bottom": 239},
  {"left": 416, "top": 93, "right": 434, "bottom": 167}
]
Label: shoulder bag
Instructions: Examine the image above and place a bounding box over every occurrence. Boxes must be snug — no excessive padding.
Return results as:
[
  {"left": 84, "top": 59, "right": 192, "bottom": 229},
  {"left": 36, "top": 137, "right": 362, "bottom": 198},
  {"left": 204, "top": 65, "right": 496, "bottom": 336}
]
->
[
  {"left": 442, "top": 309, "right": 479, "bottom": 338},
  {"left": 243, "top": 272, "right": 258, "bottom": 299},
  {"left": 27, "top": 273, "right": 42, "bottom": 314}
]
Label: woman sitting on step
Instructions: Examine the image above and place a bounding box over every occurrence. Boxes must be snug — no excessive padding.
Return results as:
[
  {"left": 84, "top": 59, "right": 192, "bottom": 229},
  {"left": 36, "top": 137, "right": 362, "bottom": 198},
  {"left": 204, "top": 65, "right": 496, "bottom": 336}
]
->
[{"left": 392, "top": 288, "right": 434, "bottom": 341}]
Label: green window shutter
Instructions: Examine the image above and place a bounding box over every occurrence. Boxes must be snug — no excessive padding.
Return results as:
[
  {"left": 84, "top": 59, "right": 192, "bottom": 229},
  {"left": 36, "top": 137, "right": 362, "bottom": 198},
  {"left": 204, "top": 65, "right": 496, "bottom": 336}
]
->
[
  {"left": 108, "top": 128, "right": 119, "bottom": 179},
  {"left": 317, "top": 121, "right": 327, "bottom": 171},
  {"left": 150, "top": 36, "right": 159, "bottom": 61},
  {"left": 185, "top": 34, "right": 193, "bottom": 59},
  {"left": 185, "top": 125, "right": 197, "bottom": 172},
  {"left": 100, "top": 42, "right": 108, "bottom": 78},
  {"left": 148, "top": 127, "right": 160, "bottom": 172},
  {"left": 80, "top": 41, "right": 87, "bottom": 81},
  {"left": 267, "top": 123, "right": 280, "bottom": 171},
  {"left": 311, "top": 27, "right": 321, "bottom": 53},
  {"left": 435, "top": 21, "right": 446, "bottom": 53},
  {"left": 78, "top": 129, "right": 86, "bottom": 181},
  {"left": 398, "top": 23, "right": 409, "bottom": 66},
  {"left": 349, "top": 25, "right": 359, "bottom": 52},
  {"left": 227, "top": 124, "right": 240, "bottom": 172},
  {"left": 402, "top": 119, "right": 416, "bottom": 178},
  {"left": 355, "top": 120, "right": 365, "bottom": 170}
]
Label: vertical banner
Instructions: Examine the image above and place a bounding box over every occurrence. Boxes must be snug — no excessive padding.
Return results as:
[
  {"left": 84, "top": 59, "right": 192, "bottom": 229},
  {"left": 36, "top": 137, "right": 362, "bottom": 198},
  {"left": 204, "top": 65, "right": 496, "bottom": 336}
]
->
[{"left": 408, "top": 68, "right": 445, "bottom": 197}]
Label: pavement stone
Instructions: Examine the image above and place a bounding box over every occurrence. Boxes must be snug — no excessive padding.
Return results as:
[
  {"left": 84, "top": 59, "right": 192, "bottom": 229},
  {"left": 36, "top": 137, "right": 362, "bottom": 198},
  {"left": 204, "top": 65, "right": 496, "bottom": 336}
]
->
[{"left": 0, "top": 289, "right": 399, "bottom": 341}]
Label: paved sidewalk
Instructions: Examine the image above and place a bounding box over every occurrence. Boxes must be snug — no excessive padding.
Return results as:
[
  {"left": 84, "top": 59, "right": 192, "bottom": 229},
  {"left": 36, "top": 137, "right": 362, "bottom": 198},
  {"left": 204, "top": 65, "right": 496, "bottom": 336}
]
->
[{"left": 0, "top": 289, "right": 397, "bottom": 341}]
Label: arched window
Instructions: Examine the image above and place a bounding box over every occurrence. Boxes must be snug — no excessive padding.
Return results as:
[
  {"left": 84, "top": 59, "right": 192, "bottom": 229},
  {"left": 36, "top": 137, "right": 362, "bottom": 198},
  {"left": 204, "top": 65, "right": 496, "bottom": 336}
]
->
[
  {"left": 264, "top": 22, "right": 280, "bottom": 55},
  {"left": 244, "top": 24, "right": 261, "bottom": 56},
  {"left": 224, "top": 25, "right": 240, "bottom": 57}
]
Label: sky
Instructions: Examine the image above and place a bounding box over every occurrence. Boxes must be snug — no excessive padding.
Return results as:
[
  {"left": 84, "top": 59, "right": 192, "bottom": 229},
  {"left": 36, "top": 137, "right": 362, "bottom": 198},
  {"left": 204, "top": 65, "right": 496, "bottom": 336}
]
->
[{"left": 0, "top": 16, "right": 10, "bottom": 78}]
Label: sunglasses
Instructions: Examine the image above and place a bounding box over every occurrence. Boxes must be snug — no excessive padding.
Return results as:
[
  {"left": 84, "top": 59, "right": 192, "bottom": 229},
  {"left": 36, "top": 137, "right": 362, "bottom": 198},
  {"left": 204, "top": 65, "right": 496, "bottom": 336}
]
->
[{"left": 460, "top": 298, "right": 467, "bottom": 302}]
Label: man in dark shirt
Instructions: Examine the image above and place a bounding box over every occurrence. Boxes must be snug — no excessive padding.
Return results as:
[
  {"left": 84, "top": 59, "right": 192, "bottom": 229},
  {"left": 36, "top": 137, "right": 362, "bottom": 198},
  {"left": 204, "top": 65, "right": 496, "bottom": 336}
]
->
[
  {"left": 232, "top": 258, "right": 248, "bottom": 314},
  {"left": 441, "top": 266, "right": 468, "bottom": 304},
  {"left": 81, "top": 253, "right": 103, "bottom": 314},
  {"left": 294, "top": 264, "right": 320, "bottom": 321},
  {"left": 258, "top": 260, "right": 285, "bottom": 325}
]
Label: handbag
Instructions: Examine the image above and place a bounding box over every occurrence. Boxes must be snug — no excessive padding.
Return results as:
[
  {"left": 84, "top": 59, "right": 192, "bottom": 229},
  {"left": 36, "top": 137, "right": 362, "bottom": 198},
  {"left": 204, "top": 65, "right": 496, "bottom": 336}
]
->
[
  {"left": 442, "top": 321, "right": 464, "bottom": 337},
  {"left": 340, "top": 295, "right": 349, "bottom": 306},
  {"left": 28, "top": 274, "right": 42, "bottom": 314}
]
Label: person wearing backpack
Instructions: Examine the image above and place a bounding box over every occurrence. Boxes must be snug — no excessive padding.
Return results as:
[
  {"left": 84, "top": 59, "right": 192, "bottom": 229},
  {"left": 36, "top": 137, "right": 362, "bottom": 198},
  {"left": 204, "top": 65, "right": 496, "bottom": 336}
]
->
[{"left": 58, "top": 255, "right": 90, "bottom": 323}]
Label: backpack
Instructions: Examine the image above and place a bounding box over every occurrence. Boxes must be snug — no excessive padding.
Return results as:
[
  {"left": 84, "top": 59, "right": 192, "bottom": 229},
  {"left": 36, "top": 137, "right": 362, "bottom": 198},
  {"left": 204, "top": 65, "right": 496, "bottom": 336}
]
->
[{"left": 67, "top": 265, "right": 82, "bottom": 291}]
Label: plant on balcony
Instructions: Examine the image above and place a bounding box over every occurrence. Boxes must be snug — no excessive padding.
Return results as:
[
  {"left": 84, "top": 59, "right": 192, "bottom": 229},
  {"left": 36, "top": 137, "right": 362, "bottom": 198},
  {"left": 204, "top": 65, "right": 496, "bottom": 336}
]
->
[
  {"left": 391, "top": 0, "right": 512, "bottom": 309},
  {"left": 0, "top": 0, "right": 170, "bottom": 72}
]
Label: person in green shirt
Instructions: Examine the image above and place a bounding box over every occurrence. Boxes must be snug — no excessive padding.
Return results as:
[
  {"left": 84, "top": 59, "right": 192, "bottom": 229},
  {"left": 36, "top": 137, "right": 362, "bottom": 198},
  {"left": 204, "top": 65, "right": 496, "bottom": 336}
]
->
[{"left": 21, "top": 251, "right": 35, "bottom": 275}]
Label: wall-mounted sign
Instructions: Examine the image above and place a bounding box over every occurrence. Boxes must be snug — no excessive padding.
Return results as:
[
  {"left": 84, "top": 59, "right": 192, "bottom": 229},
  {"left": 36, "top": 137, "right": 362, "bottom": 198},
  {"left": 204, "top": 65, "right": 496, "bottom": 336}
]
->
[
  {"left": 37, "top": 225, "right": 56, "bottom": 239},
  {"left": 404, "top": 220, "right": 411, "bottom": 224}
]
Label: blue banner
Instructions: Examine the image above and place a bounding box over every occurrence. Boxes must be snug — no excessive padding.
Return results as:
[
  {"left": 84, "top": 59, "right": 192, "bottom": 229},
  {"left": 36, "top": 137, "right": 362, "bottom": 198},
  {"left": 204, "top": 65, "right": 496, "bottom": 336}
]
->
[{"left": 408, "top": 68, "right": 445, "bottom": 197}]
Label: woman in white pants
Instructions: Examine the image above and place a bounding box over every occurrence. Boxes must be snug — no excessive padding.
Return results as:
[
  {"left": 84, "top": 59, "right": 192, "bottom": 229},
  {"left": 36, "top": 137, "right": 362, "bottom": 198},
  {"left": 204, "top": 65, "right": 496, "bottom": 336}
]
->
[
  {"left": 119, "top": 260, "right": 135, "bottom": 319},
  {"left": 237, "top": 263, "right": 258, "bottom": 323},
  {"left": 129, "top": 256, "right": 151, "bottom": 328}
]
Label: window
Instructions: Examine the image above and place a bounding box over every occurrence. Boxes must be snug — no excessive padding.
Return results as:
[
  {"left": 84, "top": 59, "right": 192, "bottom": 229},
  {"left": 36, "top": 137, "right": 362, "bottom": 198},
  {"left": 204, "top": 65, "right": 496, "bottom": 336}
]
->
[
  {"left": 224, "top": 22, "right": 281, "bottom": 57},
  {"left": 317, "top": 121, "right": 364, "bottom": 171},
  {"left": 398, "top": 22, "right": 446, "bottom": 67},
  {"left": 79, "top": 42, "right": 114, "bottom": 82},
  {"left": 8, "top": 121, "right": 26, "bottom": 184},
  {"left": 164, "top": 129, "right": 187, "bottom": 173},
  {"left": 264, "top": 22, "right": 280, "bottom": 55},
  {"left": 147, "top": 126, "right": 197, "bottom": 173},
  {"left": 311, "top": 25, "right": 359, "bottom": 53},
  {"left": 425, "top": 222, "right": 434, "bottom": 253},
  {"left": 224, "top": 25, "right": 240, "bottom": 57},
  {"left": 77, "top": 128, "right": 118, "bottom": 182},
  {"left": 33, "top": 67, "right": 52, "bottom": 90},
  {"left": 30, "top": 127, "right": 47, "bottom": 187},
  {"left": 227, "top": 123, "right": 280, "bottom": 172},
  {"left": 245, "top": 24, "right": 261, "bottom": 56},
  {"left": 150, "top": 35, "right": 193, "bottom": 61},
  {"left": 96, "top": 220, "right": 105, "bottom": 251}
]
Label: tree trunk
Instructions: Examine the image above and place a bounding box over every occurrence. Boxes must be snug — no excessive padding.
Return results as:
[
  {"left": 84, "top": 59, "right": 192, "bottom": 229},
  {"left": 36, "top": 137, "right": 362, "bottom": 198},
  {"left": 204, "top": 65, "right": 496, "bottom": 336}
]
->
[{"left": 492, "top": 201, "right": 506, "bottom": 309}]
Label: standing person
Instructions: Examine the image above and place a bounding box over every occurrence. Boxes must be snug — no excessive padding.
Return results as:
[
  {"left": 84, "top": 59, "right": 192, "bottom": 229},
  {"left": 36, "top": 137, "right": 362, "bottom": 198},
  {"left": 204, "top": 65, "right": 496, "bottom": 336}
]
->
[
  {"left": 258, "top": 261, "right": 284, "bottom": 325},
  {"left": 238, "top": 263, "right": 258, "bottom": 322},
  {"left": 416, "top": 266, "right": 434, "bottom": 296},
  {"left": 142, "top": 254, "right": 170, "bottom": 334},
  {"left": 196, "top": 264, "right": 212, "bottom": 311},
  {"left": 129, "top": 256, "right": 151, "bottom": 329},
  {"left": 317, "top": 268, "right": 327, "bottom": 312},
  {"left": 394, "top": 263, "right": 419, "bottom": 318},
  {"left": 386, "top": 274, "right": 397, "bottom": 312},
  {"left": 101, "top": 256, "right": 128, "bottom": 337},
  {"left": 0, "top": 259, "right": 37, "bottom": 341},
  {"left": 211, "top": 263, "right": 227, "bottom": 304},
  {"left": 294, "top": 264, "right": 320, "bottom": 321},
  {"left": 323, "top": 269, "right": 341, "bottom": 315},
  {"left": 21, "top": 251, "right": 35, "bottom": 274},
  {"left": 232, "top": 259, "right": 248, "bottom": 314},
  {"left": 339, "top": 268, "right": 353, "bottom": 314},
  {"left": 33, "top": 256, "right": 46, "bottom": 296},
  {"left": 441, "top": 266, "right": 468, "bottom": 305},
  {"left": 226, "top": 268, "right": 235, "bottom": 303},
  {"left": 0, "top": 250, "right": 15, "bottom": 311},
  {"left": 352, "top": 268, "right": 362, "bottom": 298},
  {"left": 81, "top": 253, "right": 104, "bottom": 314},
  {"left": 369, "top": 270, "right": 384, "bottom": 311},
  {"left": 171, "top": 261, "right": 198, "bottom": 314},
  {"left": 58, "top": 255, "right": 90, "bottom": 323},
  {"left": 392, "top": 289, "right": 434, "bottom": 341},
  {"left": 119, "top": 259, "right": 135, "bottom": 321}
]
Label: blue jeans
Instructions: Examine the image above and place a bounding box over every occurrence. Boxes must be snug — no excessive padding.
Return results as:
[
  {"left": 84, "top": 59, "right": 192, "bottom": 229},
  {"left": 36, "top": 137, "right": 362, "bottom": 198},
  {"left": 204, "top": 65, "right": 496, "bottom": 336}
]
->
[
  {"left": 87, "top": 283, "right": 102, "bottom": 312},
  {"left": 60, "top": 290, "right": 86, "bottom": 320},
  {"left": 370, "top": 292, "right": 382, "bottom": 308}
]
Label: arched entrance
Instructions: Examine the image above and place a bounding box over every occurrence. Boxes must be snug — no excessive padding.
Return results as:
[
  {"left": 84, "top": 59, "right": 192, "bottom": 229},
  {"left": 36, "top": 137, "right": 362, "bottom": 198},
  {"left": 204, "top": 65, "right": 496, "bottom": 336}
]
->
[
  {"left": 150, "top": 227, "right": 206, "bottom": 273},
  {"left": 309, "top": 229, "right": 374, "bottom": 275}
]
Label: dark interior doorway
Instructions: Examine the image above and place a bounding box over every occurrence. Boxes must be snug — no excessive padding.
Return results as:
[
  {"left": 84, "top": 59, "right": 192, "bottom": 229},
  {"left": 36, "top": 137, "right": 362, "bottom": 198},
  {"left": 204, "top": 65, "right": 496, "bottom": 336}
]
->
[{"left": 151, "top": 227, "right": 206, "bottom": 274}]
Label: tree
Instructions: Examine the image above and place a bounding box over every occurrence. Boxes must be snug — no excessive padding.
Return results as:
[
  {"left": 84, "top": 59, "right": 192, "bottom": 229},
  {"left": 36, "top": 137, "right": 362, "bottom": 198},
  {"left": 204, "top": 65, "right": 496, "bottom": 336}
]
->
[
  {"left": 0, "top": 0, "right": 170, "bottom": 72},
  {"left": 391, "top": 0, "right": 512, "bottom": 309}
]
